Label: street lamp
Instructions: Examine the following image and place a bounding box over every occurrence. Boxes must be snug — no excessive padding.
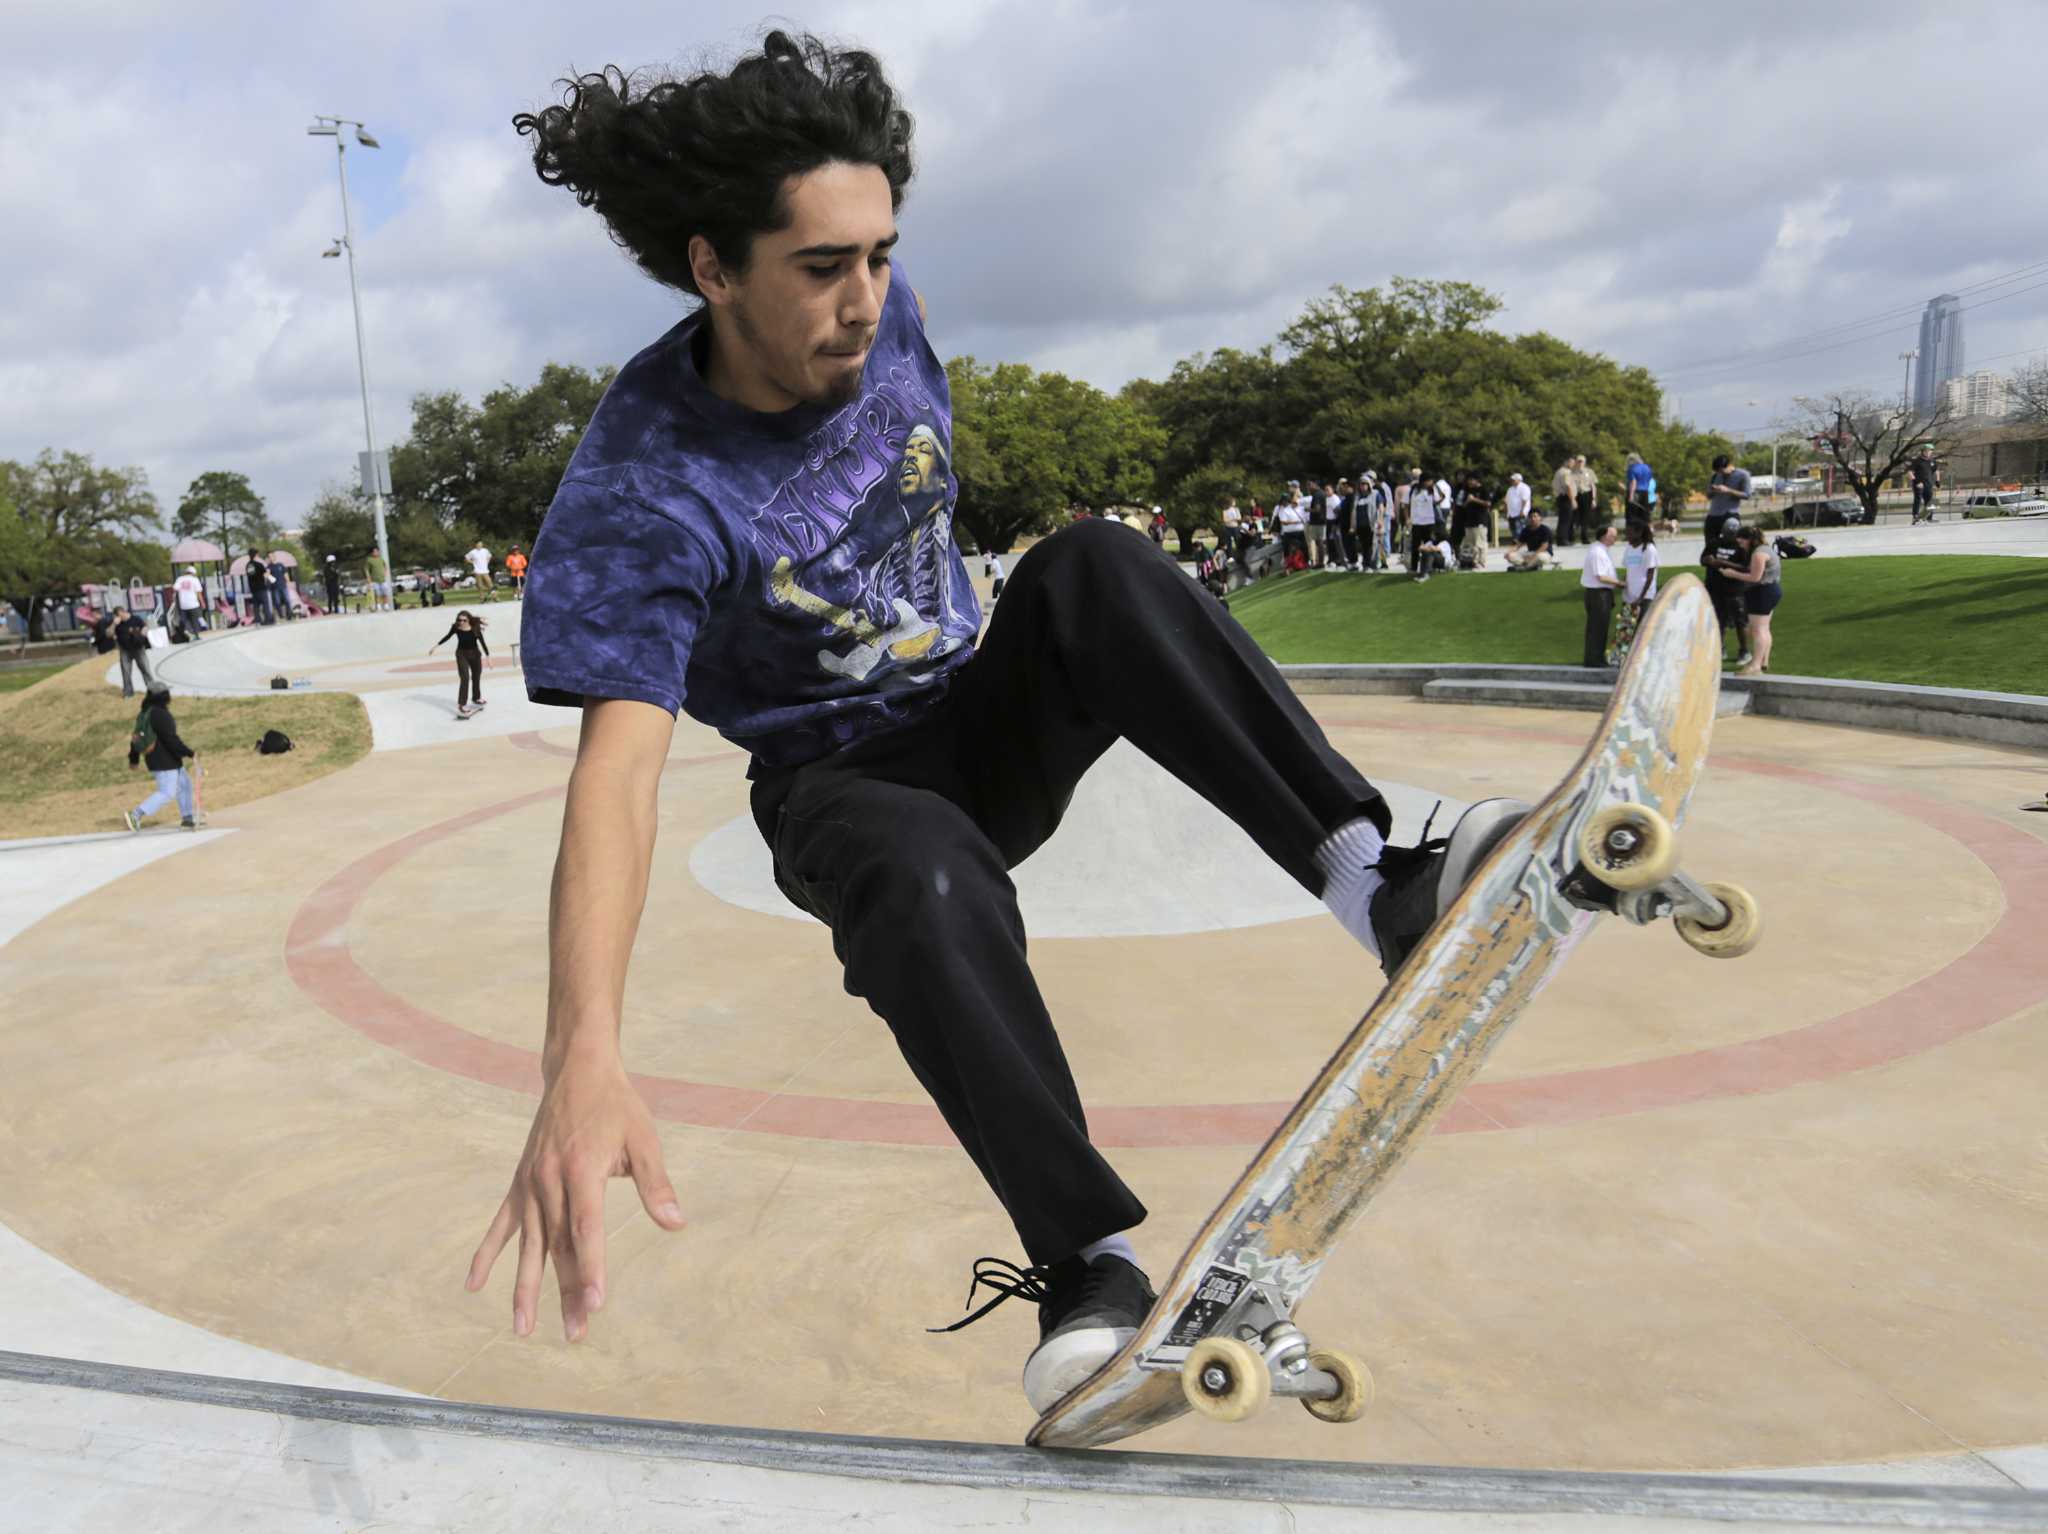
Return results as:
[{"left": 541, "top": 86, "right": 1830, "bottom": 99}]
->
[
  {"left": 1745, "top": 400, "right": 1782, "bottom": 489},
  {"left": 1899, "top": 349, "right": 1918, "bottom": 414},
  {"left": 306, "top": 114, "right": 392, "bottom": 605}
]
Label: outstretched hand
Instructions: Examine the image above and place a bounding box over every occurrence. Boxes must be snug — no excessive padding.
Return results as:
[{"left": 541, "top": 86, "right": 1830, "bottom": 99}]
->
[{"left": 465, "top": 1048, "right": 685, "bottom": 1341}]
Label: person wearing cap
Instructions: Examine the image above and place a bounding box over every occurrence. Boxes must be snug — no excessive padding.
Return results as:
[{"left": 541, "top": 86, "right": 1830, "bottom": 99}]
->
[
  {"left": 322, "top": 554, "right": 343, "bottom": 613},
  {"left": 111, "top": 606, "right": 155, "bottom": 696},
  {"left": 1703, "top": 454, "right": 1753, "bottom": 663},
  {"left": 122, "top": 682, "right": 201, "bottom": 831},
  {"left": 505, "top": 544, "right": 529, "bottom": 595},
  {"left": 171, "top": 565, "right": 207, "bottom": 639},
  {"left": 246, "top": 549, "right": 273, "bottom": 625},
  {"left": 1504, "top": 472, "right": 1531, "bottom": 538}
]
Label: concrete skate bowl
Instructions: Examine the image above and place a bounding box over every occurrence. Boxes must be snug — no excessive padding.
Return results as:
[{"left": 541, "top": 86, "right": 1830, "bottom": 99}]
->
[{"left": 119, "top": 602, "right": 550, "bottom": 750}]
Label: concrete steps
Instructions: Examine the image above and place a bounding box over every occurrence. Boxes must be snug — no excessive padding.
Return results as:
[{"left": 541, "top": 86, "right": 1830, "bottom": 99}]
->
[{"left": 1422, "top": 677, "right": 1753, "bottom": 716}]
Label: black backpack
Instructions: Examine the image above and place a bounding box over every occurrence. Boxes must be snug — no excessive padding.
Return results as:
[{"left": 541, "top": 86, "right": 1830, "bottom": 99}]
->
[{"left": 257, "top": 729, "right": 295, "bottom": 755}]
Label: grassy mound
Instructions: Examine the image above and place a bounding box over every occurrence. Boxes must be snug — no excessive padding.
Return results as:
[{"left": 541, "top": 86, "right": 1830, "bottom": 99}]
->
[
  {"left": 0, "top": 652, "right": 372, "bottom": 839},
  {"left": 1226, "top": 555, "right": 2045, "bottom": 696}
]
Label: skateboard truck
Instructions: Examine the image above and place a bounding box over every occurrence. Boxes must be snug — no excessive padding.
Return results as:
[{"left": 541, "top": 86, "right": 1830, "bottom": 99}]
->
[
  {"left": 1176, "top": 1283, "right": 1373, "bottom": 1425},
  {"left": 1559, "top": 804, "right": 1761, "bottom": 958}
]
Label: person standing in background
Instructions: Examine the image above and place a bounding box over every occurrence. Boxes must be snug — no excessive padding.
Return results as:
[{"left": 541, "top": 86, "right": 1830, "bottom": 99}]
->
[
  {"left": 365, "top": 550, "right": 392, "bottom": 612},
  {"left": 246, "top": 551, "right": 272, "bottom": 625},
  {"left": 467, "top": 541, "right": 498, "bottom": 601},
  {"left": 505, "top": 544, "right": 530, "bottom": 594},
  {"left": 1504, "top": 472, "right": 1531, "bottom": 538},
  {"left": 171, "top": 566, "right": 207, "bottom": 638},
  {"left": 1573, "top": 455, "right": 1601, "bottom": 543},
  {"left": 322, "top": 555, "right": 343, "bottom": 613},
  {"left": 112, "top": 607, "right": 154, "bottom": 696},
  {"left": 1909, "top": 447, "right": 1940, "bottom": 525},
  {"left": 1551, "top": 457, "right": 1577, "bottom": 546},
  {"left": 1579, "top": 525, "right": 1624, "bottom": 666}
]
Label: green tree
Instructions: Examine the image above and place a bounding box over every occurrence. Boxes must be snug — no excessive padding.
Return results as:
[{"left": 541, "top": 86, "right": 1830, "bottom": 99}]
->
[
  {"left": 300, "top": 483, "right": 375, "bottom": 570},
  {"left": 388, "top": 361, "right": 615, "bottom": 549},
  {"left": 0, "top": 450, "right": 162, "bottom": 640},
  {"left": 1162, "top": 460, "right": 1252, "bottom": 552},
  {"left": 1785, "top": 392, "right": 1964, "bottom": 523},
  {"left": 174, "top": 470, "right": 273, "bottom": 554},
  {"left": 947, "top": 357, "right": 1163, "bottom": 552}
]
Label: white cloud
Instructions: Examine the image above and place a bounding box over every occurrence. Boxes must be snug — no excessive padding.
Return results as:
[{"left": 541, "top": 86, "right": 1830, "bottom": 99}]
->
[{"left": 6, "top": 0, "right": 2048, "bottom": 520}]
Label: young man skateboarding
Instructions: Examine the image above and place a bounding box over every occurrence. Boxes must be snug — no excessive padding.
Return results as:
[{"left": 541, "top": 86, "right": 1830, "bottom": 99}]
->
[{"left": 467, "top": 31, "right": 1523, "bottom": 1413}]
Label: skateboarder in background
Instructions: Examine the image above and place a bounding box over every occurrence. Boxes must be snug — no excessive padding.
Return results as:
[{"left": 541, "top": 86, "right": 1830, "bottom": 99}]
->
[
  {"left": 466, "top": 32, "right": 1526, "bottom": 1414},
  {"left": 429, "top": 609, "right": 492, "bottom": 717}
]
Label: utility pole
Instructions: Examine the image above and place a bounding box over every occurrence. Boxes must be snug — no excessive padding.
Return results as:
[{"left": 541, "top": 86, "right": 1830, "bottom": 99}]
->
[
  {"left": 1899, "top": 349, "right": 1919, "bottom": 415},
  {"left": 307, "top": 115, "right": 392, "bottom": 602}
]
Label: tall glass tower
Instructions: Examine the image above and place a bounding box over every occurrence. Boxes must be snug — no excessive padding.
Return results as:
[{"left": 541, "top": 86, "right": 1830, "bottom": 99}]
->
[{"left": 1914, "top": 294, "right": 1964, "bottom": 412}]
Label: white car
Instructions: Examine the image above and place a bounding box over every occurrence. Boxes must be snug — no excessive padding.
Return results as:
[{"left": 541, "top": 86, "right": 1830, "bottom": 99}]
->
[{"left": 1961, "top": 490, "right": 2048, "bottom": 518}]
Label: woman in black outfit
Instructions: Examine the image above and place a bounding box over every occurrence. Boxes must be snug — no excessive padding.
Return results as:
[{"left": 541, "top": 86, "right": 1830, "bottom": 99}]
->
[{"left": 428, "top": 610, "right": 491, "bottom": 717}]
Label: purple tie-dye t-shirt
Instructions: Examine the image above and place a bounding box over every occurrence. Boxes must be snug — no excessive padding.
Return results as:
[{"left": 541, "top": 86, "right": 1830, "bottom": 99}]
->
[{"left": 520, "top": 264, "right": 980, "bottom": 770}]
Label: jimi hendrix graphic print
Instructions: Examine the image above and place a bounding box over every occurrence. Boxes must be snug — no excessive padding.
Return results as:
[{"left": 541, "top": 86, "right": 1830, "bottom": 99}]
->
[{"left": 521, "top": 262, "right": 981, "bottom": 770}]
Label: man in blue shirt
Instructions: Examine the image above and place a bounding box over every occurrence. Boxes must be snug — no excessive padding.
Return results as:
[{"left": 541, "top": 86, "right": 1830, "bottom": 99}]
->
[{"left": 468, "top": 30, "right": 1527, "bottom": 1413}]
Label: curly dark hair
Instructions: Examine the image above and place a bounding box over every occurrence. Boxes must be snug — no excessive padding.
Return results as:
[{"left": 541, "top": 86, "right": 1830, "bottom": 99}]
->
[{"left": 513, "top": 30, "right": 916, "bottom": 299}]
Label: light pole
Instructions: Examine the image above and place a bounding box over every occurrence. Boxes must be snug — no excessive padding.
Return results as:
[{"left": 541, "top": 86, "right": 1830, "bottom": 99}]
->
[
  {"left": 307, "top": 115, "right": 392, "bottom": 606},
  {"left": 1745, "top": 400, "right": 1782, "bottom": 490},
  {"left": 1899, "top": 349, "right": 1918, "bottom": 415}
]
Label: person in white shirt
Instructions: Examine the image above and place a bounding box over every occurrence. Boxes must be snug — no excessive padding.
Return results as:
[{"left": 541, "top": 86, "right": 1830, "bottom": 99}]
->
[
  {"left": 1580, "top": 525, "right": 1625, "bottom": 666},
  {"left": 1503, "top": 473, "right": 1532, "bottom": 537},
  {"left": 466, "top": 542, "right": 497, "bottom": 601},
  {"left": 1406, "top": 472, "right": 1440, "bottom": 571},
  {"left": 984, "top": 551, "right": 1007, "bottom": 601},
  {"left": 1273, "top": 489, "right": 1309, "bottom": 568},
  {"left": 171, "top": 566, "right": 206, "bottom": 639},
  {"left": 1413, "top": 531, "right": 1454, "bottom": 581},
  {"left": 1219, "top": 496, "right": 1243, "bottom": 559},
  {"left": 1610, "top": 522, "right": 1661, "bottom": 660}
]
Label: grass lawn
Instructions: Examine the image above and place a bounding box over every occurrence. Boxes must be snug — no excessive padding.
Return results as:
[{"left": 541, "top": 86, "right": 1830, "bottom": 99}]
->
[
  {"left": 1226, "top": 555, "right": 2047, "bottom": 696},
  {"left": 0, "top": 652, "right": 372, "bottom": 839},
  {"left": 0, "top": 661, "right": 70, "bottom": 694}
]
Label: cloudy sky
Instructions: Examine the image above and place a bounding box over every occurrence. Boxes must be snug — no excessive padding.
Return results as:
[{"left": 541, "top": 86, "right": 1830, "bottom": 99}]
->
[{"left": 8, "top": 0, "right": 2047, "bottom": 524}]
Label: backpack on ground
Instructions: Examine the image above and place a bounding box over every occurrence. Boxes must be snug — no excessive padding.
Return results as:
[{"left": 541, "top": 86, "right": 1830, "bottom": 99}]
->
[
  {"left": 1774, "top": 535, "right": 1818, "bottom": 559},
  {"left": 257, "top": 729, "right": 294, "bottom": 755},
  {"left": 270, "top": 675, "right": 289, "bottom": 690}
]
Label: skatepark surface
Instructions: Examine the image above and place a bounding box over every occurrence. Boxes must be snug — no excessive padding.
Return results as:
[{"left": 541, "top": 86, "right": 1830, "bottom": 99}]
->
[{"left": 14, "top": 584, "right": 2048, "bottom": 1528}]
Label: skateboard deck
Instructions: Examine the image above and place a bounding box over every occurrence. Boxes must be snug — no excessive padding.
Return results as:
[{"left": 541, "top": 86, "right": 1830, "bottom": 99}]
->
[{"left": 1029, "top": 574, "right": 1733, "bottom": 1449}]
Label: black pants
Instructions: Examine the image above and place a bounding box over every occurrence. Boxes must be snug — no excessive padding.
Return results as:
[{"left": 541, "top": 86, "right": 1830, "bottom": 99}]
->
[
  {"left": 1575, "top": 493, "right": 1599, "bottom": 543},
  {"left": 456, "top": 650, "right": 482, "bottom": 707},
  {"left": 1582, "top": 586, "right": 1615, "bottom": 667},
  {"left": 750, "top": 520, "right": 1386, "bottom": 1265},
  {"left": 1554, "top": 494, "right": 1576, "bottom": 545}
]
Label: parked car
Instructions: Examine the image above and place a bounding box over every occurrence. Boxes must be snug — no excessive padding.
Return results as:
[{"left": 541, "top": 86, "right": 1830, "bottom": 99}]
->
[
  {"left": 1960, "top": 490, "right": 2048, "bottom": 518},
  {"left": 1787, "top": 496, "right": 1867, "bottom": 527},
  {"left": 1778, "top": 477, "right": 1822, "bottom": 497}
]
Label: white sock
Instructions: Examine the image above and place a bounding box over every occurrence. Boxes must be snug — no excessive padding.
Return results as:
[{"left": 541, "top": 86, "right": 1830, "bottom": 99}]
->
[
  {"left": 1316, "top": 816, "right": 1388, "bottom": 958},
  {"left": 1078, "top": 1232, "right": 1138, "bottom": 1268}
]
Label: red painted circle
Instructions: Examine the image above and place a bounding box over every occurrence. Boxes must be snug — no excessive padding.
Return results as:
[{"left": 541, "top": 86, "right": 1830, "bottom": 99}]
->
[{"left": 283, "top": 729, "right": 2048, "bottom": 1148}]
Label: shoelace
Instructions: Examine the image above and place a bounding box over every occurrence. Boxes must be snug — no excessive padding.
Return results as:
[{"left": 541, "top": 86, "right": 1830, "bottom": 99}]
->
[
  {"left": 926, "top": 1256, "right": 1058, "bottom": 1334},
  {"left": 1371, "top": 800, "right": 1447, "bottom": 881}
]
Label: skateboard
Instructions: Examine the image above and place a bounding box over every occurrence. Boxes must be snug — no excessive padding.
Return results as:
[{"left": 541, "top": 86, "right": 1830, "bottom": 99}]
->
[{"left": 1028, "top": 573, "right": 1756, "bottom": 1450}]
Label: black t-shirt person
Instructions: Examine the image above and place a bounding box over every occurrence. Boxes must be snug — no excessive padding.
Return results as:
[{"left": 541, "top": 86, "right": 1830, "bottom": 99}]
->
[{"left": 1519, "top": 521, "right": 1554, "bottom": 554}]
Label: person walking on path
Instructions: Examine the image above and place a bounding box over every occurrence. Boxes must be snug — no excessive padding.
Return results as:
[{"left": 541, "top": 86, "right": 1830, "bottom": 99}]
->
[
  {"left": 171, "top": 566, "right": 207, "bottom": 638},
  {"left": 1909, "top": 447, "right": 1940, "bottom": 525},
  {"left": 1580, "top": 525, "right": 1624, "bottom": 666},
  {"left": 1609, "top": 522, "right": 1660, "bottom": 663},
  {"left": 322, "top": 555, "right": 343, "bottom": 614},
  {"left": 112, "top": 607, "right": 155, "bottom": 696},
  {"left": 467, "top": 31, "right": 1532, "bottom": 1419},
  {"left": 1623, "top": 452, "right": 1655, "bottom": 527},
  {"left": 1711, "top": 525, "right": 1782, "bottom": 675},
  {"left": 429, "top": 609, "right": 492, "bottom": 717},
  {"left": 505, "top": 544, "right": 530, "bottom": 595},
  {"left": 467, "top": 541, "right": 498, "bottom": 600},
  {"left": 122, "top": 682, "right": 200, "bottom": 831}
]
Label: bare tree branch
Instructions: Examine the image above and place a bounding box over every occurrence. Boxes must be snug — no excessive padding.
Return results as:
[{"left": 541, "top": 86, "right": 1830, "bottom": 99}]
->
[
  {"left": 2009, "top": 360, "right": 2048, "bottom": 427},
  {"left": 1779, "top": 392, "right": 1963, "bottom": 523}
]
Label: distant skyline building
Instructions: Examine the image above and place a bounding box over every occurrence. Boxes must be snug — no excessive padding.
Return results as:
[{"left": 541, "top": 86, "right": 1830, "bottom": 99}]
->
[
  {"left": 1914, "top": 294, "right": 1964, "bottom": 412},
  {"left": 1940, "top": 369, "right": 2013, "bottom": 421}
]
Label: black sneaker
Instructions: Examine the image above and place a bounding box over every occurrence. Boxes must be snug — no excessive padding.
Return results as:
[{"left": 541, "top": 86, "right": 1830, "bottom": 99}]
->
[
  {"left": 1367, "top": 799, "right": 1531, "bottom": 977},
  {"left": 929, "top": 1254, "right": 1157, "bottom": 1414}
]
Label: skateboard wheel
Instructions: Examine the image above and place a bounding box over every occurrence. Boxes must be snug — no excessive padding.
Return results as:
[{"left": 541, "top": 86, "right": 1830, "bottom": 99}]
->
[
  {"left": 1302, "top": 1349, "right": 1374, "bottom": 1424},
  {"left": 1181, "top": 1336, "right": 1271, "bottom": 1423},
  {"left": 1676, "top": 881, "right": 1761, "bottom": 958},
  {"left": 1578, "top": 804, "right": 1678, "bottom": 891}
]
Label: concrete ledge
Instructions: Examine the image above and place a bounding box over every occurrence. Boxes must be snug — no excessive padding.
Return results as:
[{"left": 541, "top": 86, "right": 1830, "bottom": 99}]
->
[
  {"left": 5, "top": 1351, "right": 2045, "bottom": 1528},
  {"left": 1281, "top": 664, "right": 2048, "bottom": 751},
  {"left": 1423, "top": 679, "right": 1752, "bottom": 717}
]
